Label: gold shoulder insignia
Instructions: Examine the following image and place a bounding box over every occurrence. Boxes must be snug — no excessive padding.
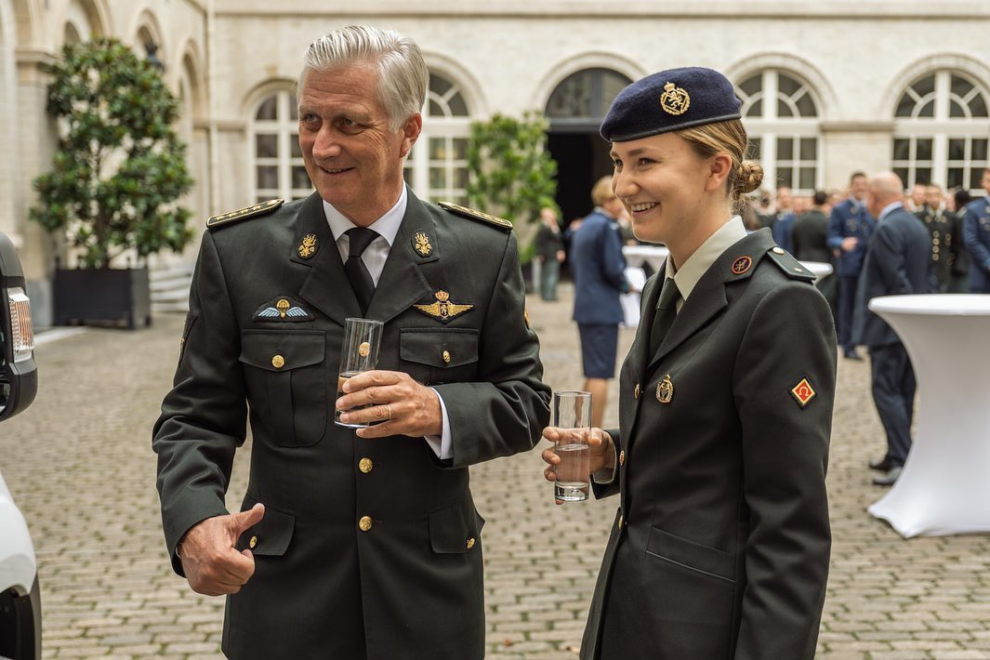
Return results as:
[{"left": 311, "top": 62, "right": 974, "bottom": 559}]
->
[
  {"left": 207, "top": 198, "right": 285, "bottom": 230},
  {"left": 438, "top": 202, "right": 512, "bottom": 230}
]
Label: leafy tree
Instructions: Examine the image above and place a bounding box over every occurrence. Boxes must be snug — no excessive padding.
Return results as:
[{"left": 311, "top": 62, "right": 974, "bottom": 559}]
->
[
  {"left": 466, "top": 111, "right": 559, "bottom": 228},
  {"left": 31, "top": 37, "right": 193, "bottom": 269}
]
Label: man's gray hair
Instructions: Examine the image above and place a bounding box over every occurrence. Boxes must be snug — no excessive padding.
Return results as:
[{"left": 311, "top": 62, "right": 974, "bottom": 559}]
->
[{"left": 301, "top": 25, "right": 428, "bottom": 131}]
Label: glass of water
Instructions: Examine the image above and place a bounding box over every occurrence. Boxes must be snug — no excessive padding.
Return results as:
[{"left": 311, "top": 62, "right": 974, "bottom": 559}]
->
[
  {"left": 334, "top": 318, "right": 383, "bottom": 428},
  {"left": 552, "top": 391, "right": 592, "bottom": 502}
]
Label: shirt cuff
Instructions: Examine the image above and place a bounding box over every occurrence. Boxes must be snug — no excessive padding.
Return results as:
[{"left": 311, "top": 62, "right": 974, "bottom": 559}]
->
[
  {"left": 591, "top": 433, "right": 618, "bottom": 484},
  {"left": 423, "top": 389, "right": 452, "bottom": 460}
]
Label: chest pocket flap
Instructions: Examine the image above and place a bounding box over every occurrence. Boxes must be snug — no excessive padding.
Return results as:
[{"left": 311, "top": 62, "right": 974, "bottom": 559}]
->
[
  {"left": 400, "top": 328, "right": 479, "bottom": 369},
  {"left": 238, "top": 330, "right": 327, "bottom": 447},
  {"left": 240, "top": 330, "right": 325, "bottom": 371}
]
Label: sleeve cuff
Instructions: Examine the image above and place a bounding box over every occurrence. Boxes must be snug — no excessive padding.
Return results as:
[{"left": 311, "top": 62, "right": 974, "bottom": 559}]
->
[{"left": 424, "top": 388, "right": 452, "bottom": 460}]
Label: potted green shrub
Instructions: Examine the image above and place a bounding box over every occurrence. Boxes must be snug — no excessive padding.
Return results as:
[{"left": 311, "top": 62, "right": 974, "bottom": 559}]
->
[
  {"left": 30, "top": 37, "right": 193, "bottom": 329},
  {"left": 466, "top": 111, "right": 559, "bottom": 290}
]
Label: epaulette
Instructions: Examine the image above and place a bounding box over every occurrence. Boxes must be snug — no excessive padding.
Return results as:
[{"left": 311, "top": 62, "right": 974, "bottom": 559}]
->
[
  {"left": 206, "top": 198, "right": 284, "bottom": 230},
  {"left": 438, "top": 202, "right": 513, "bottom": 231},
  {"left": 765, "top": 246, "right": 816, "bottom": 282}
]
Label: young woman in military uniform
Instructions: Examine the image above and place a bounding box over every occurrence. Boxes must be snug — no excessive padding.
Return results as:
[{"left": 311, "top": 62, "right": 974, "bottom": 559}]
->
[{"left": 542, "top": 67, "right": 836, "bottom": 659}]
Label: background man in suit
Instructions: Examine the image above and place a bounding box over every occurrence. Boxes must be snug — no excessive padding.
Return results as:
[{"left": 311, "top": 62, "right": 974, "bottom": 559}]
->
[
  {"left": 915, "top": 183, "right": 952, "bottom": 292},
  {"left": 534, "top": 206, "right": 565, "bottom": 301},
  {"left": 152, "top": 25, "right": 550, "bottom": 659},
  {"left": 570, "top": 175, "right": 630, "bottom": 429},
  {"left": 827, "top": 171, "right": 875, "bottom": 360},
  {"left": 855, "top": 172, "right": 935, "bottom": 487},
  {"left": 947, "top": 187, "right": 972, "bottom": 293},
  {"left": 793, "top": 190, "right": 837, "bottom": 316},
  {"left": 962, "top": 167, "right": 990, "bottom": 293}
]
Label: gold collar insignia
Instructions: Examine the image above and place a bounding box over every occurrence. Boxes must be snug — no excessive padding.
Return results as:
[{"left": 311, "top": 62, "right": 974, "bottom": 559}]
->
[
  {"left": 414, "top": 232, "right": 433, "bottom": 257},
  {"left": 413, "top": 290, "right": 474, "bottom": 323},
  {"left": 298, "top": 233, "right": 318, "bottom": 259}
]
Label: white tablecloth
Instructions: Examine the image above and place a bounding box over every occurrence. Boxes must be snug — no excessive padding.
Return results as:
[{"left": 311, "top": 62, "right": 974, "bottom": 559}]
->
[{"left": 866, "top": 294, "right": 990, "bottom": 537}]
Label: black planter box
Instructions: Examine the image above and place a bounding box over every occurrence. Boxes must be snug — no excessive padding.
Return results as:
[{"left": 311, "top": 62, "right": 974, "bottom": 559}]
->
[{"left": 53, "top": 267, "right": 151, "bottom": 329}]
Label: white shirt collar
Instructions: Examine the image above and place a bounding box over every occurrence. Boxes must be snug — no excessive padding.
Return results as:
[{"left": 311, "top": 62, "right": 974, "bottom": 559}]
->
[
  {"left": 323, "top": 185, "right": 407, "bottom": 246},
  {"left": 878, "top": 201, "right": 903, "bottom": 222},
  {"left": 664, "top": 216, "right": 747, "bottom": 304}
]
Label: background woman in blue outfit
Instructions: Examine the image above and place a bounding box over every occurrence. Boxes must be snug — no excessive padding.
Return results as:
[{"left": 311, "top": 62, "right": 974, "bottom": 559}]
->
[{"left": 543, "top": 67, "right": 836, "bottom": 659}]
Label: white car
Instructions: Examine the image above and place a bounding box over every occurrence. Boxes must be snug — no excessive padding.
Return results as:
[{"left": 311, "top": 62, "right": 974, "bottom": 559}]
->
[{"left": 0, "top": 230, "right": 40, "bottom": 660}]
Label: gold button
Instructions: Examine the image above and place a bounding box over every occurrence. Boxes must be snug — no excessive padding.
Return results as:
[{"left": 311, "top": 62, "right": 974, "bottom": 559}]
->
[
  {"left": 359, "top": 516, "right": 373, "bottom": 532},
  {"left": 617, "top": 515, "right": 624, "bottom": 531},
  {"left": 619, "top": 450, "right": 625, "bottom": 466},
  {"left": 633, "top": 383, "right": 640, "bottom": 399},
  {"left": 772, "top": 247, "right": 786, "bottom": 254},
  {"left": 933, "top": 238, "right": 940, "bottom": 245},
  {"left": 271, "top": 354, "right": 285, "bottom": 369},
  {"left": 442, "top": 350, "right": 451, "bottom": 364},
  {"left": 359, "top": 458, "right": 373, "bottom": 474},
  {"left": 249, "top": 535, "right": 258, "bottom": 549},
  {"left": 466, "top": 537, "right": 476, "bottom": 550},
  {"left": 358, "top": 342, "right": 371, "bottom": 357}
]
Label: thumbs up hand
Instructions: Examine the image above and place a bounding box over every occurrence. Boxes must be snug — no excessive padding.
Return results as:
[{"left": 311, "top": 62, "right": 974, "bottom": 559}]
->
[{"left": 177, "top": 503, "right": 266, "bottom": 596}]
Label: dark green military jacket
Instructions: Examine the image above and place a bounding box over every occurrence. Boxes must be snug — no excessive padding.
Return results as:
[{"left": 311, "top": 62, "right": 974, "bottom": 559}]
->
[
  {"left": 152, "top": 189, "right": 550, "bottom": 659},
  {"left": 582, "top": 229, "right": 835, "bottom": 660}
]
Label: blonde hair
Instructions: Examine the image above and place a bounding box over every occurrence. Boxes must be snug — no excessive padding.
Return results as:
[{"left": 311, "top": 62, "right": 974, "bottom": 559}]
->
[
  {"left": 591, "top": 175, "right": 616, "bottom": 207},
  {"left": 676, "top": 119, "right": 763, "bottom": 213}
]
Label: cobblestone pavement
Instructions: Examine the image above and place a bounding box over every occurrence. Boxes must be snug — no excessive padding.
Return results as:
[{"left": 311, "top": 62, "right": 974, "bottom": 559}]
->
[{"left": 2, "top": 282, "right": 989, "bottom": 659}]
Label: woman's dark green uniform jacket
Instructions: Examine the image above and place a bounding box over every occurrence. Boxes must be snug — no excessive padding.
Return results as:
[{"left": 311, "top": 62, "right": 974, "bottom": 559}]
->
[{"left": 583, "top": 228, "right": 836, "bottom": 659}]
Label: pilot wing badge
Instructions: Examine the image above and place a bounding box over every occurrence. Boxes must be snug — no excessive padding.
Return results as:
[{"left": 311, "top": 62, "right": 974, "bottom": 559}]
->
[
  {"left": 413, "top": 290, "right": 474, "bottom": 323},
  {"left": 253, "top": 297, "right": 314, "bottom": 322}
]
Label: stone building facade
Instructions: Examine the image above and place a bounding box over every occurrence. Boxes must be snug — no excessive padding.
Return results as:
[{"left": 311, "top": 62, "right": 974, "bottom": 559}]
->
[{"left": 3, "top": 0, "right": 989, "bottom": 323}]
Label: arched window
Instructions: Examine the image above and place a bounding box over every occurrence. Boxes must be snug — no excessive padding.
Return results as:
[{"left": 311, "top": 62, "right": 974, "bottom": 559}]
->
[
  {"left": 545, "top": 68, "right": 631, "bottom": 131},
  {"left": 250, "top": 89, "right": 311, "bottom": 203},
  {"left": 404, "top": 73, "right": 472, "bottom": 205},
  {"left": 735, "top": 70, "right": 821, "bottom": 194},
  {"left": 892, "top": 71, "right": 990, "bottom": 192}
]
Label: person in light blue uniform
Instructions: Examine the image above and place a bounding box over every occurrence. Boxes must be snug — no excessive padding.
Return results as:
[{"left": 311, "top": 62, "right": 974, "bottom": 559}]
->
[
  {"left": 962, "top": 167, "right": 990, "bottom": 293},
  {"left": 826, "top": 171, "right": 875, "bottom": 360}
]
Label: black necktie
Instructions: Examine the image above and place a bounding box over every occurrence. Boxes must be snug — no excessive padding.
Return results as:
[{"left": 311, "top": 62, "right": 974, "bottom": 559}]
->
[
  {"left": 649, "top": 278, "right": 681, "bottom": 356},
  {"left": 344, "top": 227, "right": 378, "bottom": 315}
]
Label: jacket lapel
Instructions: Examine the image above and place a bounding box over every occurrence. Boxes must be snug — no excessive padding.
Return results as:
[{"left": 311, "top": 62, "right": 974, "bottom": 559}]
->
[
  {"left": 646, "top": 271, "right": 728, "bottom": 373},
  {"left": 296, "top": 193, "right": 360, "bottom": 326},
  {"left": 645, "top": 231, "right": 771, "bottom": 373},
  {"left": 365, "top": 189, "right": 435, "bottom": 324}
]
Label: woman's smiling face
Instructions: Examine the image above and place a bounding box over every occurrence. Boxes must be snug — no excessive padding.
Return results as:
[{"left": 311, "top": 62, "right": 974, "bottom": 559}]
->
[{"left": 610, "top": 131, "right": 716, "bottom": 249}]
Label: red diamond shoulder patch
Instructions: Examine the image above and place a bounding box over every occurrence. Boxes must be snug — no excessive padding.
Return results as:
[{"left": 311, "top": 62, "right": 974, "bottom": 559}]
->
[{"left": 790, "top": 377, "right": 816, "bottom": 407}]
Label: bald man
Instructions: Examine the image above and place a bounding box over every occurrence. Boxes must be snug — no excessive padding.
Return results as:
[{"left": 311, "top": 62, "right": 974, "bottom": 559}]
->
[{"left": 854, "top": 172, "right": 936, "bottom": 486}]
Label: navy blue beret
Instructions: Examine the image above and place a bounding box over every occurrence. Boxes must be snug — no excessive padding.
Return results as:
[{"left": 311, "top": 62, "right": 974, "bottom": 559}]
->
[{"left": 600, "top": 67, "right": 742, "bottom": 142}]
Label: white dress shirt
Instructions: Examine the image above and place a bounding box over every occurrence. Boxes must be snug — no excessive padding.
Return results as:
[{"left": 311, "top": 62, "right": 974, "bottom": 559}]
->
[{"left": 322, "top": 187, "right": 453, "bottom": 460}]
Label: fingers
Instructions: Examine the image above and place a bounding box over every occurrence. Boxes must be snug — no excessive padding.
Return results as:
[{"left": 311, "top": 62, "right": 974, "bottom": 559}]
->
[
  {"left": 588, "top": 428, "right": 605, "bottom": 447},
  {"left": 232, "top": 503, "right": 265, "bottom": 535},
  {"left": 542, "top": 426, "right": 561, "bottom": 443},
  {"left": 341, "top": 370, "right": 399, "bottom": 395}
]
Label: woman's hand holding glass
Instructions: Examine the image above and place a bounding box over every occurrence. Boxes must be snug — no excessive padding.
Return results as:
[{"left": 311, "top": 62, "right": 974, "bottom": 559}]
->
[{"left": 541, "top": 427, "right": 615, "bottom": 505}]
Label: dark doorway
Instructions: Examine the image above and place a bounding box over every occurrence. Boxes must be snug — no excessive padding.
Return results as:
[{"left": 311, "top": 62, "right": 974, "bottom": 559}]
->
[
  {"left": 545, "top": 68, "right": 633, "bottom": 224},
  {"left": 548, "top": 132, "right": 613, "bottom": 224}
]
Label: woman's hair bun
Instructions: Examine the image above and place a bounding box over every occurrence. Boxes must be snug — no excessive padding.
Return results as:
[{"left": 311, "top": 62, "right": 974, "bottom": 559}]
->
[{"left": 736, "top": 160, "right": 764, "bottom": 195}]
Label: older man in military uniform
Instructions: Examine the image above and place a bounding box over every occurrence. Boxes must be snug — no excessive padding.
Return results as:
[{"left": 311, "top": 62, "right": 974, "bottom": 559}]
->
[
  {"left": 963, "top": 167, "right": 990, "bottom": 293},
  {"left": 916, "top": 183, "right": 953, "bottom": 292},
  {"left": 827, "top": 171, "right": 875, "bottom": 360},
  {"left": 152, "top": 25, "right": 550, "bottom": 659}
]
